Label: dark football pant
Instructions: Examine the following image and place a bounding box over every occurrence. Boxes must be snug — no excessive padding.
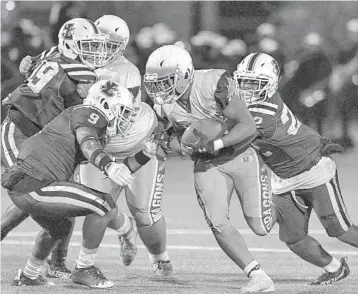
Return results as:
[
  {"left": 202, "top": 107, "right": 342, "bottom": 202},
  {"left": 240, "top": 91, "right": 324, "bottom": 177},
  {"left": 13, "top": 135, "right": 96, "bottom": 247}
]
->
[
  {"left": 275, "top": 170, "right": 352, "bottom": 243},
  {"left": 1, "top": 118, "right": 31, "bottom": 239},
  {"left": 3, "top": 166, "right": 116, "bottom": 238}
]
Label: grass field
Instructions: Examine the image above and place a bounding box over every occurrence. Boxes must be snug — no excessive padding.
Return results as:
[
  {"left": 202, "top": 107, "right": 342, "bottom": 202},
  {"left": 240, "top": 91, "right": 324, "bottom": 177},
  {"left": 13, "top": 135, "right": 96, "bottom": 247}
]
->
[{"left": 1, "top": 133, "right": 358, "bottom": 293}]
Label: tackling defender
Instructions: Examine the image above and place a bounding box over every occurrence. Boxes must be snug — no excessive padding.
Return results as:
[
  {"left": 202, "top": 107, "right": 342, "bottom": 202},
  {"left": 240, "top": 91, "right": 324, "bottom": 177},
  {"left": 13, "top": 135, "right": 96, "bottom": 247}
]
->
[
  {"left": 144, "top": 45, "right": 276, "bottom": 293},
  {"left": 0, "top": 18, "right": 101, "bottom": 277},
  {"left": 1, "top": 81, "right": 157, "bottom": 288},
  {"left": 234, "top": 52, "right": 358, "bottom": 285},
  {"left": 7, "top": 15, "right": 173, "bottom": 275}
]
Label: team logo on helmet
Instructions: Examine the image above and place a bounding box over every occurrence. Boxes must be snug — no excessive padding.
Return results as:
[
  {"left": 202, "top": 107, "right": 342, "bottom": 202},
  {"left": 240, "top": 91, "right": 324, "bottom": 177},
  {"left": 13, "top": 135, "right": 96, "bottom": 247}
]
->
[
  {"left": 100, "top": 81, "right": 119, "bottom": 97},
  {"left": 62, "top": 23, "right": 76, "bottom": 40}
]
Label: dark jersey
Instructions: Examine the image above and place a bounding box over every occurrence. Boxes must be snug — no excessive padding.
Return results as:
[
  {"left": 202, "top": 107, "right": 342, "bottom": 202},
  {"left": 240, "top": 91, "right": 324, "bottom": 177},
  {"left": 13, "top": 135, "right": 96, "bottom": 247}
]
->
[
  {"left": 17, "top": 105, "right": 108, "bottom": 181},
  {"left": 5, "top": 51, "right": 96, "bottom": 137},
  {"left": 249, "top": 93, "right": 322, "bottom": 178}
]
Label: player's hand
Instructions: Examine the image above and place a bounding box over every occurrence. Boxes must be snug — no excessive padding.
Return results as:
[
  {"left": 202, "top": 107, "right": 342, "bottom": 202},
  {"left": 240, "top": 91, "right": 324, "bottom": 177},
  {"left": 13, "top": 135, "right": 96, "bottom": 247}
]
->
[
  {"left": 77, "top": 82, "right": 94, "bottom": 99},
  {"left": 143, "top": 140, "right": 158, "bottom": 159},
  {"left": 19, "top": 55, "right": 34, "bottom": 76},
  {"left": 105, "top": 162, "right": 133, "bottom": 186},
  {"left": 321, "top": 137, "right": 344, "bottom": 156},
  {"left": 192, "top": 129, "right": 217, "bottom": 153}
]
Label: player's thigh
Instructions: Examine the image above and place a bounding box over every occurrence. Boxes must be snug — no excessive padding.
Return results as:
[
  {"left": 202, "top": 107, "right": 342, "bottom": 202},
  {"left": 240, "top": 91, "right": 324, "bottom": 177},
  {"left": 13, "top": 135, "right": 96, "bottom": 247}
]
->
[
  {"left": 125, "top": 156, "right": 165, "bottom": 226},
  {"left": 275, "top": 190, "right": 312, "bottom": 243},
  {"left": 231, "top": 148, "right": 272, "bottom": 234},
  {"left": 75, "top": 162, "right": 122, "bottom": 201},
  {"left": 194, "top": 165, "right": 234, "bottom": 230},
  {"left": 1, "top": 119, "right": 28, "bottom": 168},
  {"left": 27, "top": 181, "right": 116, "bottom": 218},
  {"left": 311, "top": 172, "right": 352, "bottom": 237}
]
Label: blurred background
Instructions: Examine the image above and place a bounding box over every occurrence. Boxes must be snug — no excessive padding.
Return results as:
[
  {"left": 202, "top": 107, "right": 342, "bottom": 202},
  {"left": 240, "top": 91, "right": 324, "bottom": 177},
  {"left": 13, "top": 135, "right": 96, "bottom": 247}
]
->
[{"left": 1, "top": 1, "right": 358, "bottom": 150}]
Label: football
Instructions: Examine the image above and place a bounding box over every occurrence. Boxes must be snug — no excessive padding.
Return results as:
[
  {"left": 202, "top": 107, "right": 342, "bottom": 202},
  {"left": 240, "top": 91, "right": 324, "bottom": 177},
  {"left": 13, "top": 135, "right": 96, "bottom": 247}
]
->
[{"left": 181, "top": 118, "right": 227, "bottom": 149}]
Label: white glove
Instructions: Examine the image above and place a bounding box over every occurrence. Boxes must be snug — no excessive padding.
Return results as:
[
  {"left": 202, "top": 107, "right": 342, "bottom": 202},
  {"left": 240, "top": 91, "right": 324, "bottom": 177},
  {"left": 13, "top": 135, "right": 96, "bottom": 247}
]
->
[
  {"left": 19, "top": 55, "right": 33, "bottom": 76},
  {"left": 105, "top": 162, "right": 133, "bottom": 187},
  {"left": 143, "top": 140, "right": 158, "bottom": 159}
]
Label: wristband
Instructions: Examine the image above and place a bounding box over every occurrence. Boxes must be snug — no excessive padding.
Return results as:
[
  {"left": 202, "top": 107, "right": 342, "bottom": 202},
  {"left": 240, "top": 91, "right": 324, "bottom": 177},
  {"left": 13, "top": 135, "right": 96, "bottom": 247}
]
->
[
  {"left": 90, "top": 148, "right": 114, "bottom": 171},
  {"left": 213, "top": 139, "right": 224, "bottom": 151},
  {"left": 134, "top": 150, "right": 151, "bottom": 166},
  {"left": 122, "top": 157, "right": 134, "bottom": 173}
]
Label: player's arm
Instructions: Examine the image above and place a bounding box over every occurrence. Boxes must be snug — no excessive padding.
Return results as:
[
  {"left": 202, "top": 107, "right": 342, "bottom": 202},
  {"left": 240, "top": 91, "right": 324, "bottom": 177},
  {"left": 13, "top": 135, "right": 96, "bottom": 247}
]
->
[
  {"left": 19, "top": 46, "right": 58, "bottom": 76},
  {"left": 212, "top": 71, "right": 257, "bottom": 150},
  {"left": 220, "top": 97, "right": 257, "bottom": 148}
]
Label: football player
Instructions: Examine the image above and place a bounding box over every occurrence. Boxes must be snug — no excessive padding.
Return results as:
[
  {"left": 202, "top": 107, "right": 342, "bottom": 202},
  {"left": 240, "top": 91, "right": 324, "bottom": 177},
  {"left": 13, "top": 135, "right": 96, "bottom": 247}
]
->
[
  {"left": 12, "top": 15, "right": 173, "bottom": 276},
  {"left": 0, "top": 18, "right": 101, "bottom": 277},
  {"left": 144, "top": 45, "right": 276, "bottom": 293},
  {"left": 234, "top": 52, "right": 358, "bottom": 285},
  {"left": 1, "top": 80, "right": 157, "bottom": 288}
]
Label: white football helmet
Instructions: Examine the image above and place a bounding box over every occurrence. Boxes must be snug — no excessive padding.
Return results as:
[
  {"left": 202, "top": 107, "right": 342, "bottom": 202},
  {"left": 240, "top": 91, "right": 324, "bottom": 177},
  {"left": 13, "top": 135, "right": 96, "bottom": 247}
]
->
[
  {"left": 95, "top": 15, "right": 130, "bottom": 66},
  {"left": 84, "top": 80, "right": 137, "bottom": 137},
  {"left": 234, "top": 52, "right": 280, "bottom": 104},
  {"left": 144, "top": 45, "right": 194, "bottom": 105},
  {"left": 58, "top": 18, "right": 107, "bottom": 69}
]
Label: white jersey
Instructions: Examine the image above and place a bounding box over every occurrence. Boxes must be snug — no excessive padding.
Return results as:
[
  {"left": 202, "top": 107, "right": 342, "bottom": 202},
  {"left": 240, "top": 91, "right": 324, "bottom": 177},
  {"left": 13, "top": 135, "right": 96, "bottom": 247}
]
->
[
  {"left": 95, "top": 56, "right": 142, "bottom": 103},
  {"left": 104, "top": 102, "right": 158, "bottom": 159}
]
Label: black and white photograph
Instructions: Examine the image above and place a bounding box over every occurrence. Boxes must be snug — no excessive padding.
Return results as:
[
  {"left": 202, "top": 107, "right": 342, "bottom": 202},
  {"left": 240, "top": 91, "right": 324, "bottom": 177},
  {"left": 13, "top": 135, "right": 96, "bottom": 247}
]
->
[{"left": 1, "top": 1, "right": 358, "bottom": 293}]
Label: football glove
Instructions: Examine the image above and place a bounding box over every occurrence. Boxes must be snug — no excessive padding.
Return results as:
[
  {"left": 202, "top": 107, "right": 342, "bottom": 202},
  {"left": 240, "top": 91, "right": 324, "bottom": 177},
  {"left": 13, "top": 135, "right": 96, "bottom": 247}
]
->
[
  {"left": 321, "top": 137, "right": 344, "bottom": 156},
  {"left": 193, "top": 129, "right": 221, "bottom": 153},
  {"left": 19, "top": 55, "right": 34, "bottom": 76},
  {"left": 105, "top": 162, "right": 133, "bottom": 186}
]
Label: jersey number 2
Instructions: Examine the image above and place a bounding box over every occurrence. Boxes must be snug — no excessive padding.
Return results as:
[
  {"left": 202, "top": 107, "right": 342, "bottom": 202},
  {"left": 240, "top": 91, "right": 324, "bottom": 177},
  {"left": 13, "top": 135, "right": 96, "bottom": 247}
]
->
[{"left": 27, "top": 62, "right": 59, "bottom": 93}]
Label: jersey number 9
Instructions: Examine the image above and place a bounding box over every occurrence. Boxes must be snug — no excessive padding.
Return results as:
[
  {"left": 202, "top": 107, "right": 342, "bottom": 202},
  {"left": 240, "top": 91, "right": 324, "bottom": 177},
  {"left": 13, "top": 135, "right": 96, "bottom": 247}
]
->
[{"left": 88, "top": 112, "right": 100, "bottom": 124}]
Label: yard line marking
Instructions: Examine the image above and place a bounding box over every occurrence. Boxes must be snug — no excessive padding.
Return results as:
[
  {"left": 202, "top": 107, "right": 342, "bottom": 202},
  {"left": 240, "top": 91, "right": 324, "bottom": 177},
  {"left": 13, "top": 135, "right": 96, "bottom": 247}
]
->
[
  {"left": 2, "top": 240, "right": 358, "bottom": 256},
  {"left": 5, "top": 228, "right": 329, "bottom": 237}
]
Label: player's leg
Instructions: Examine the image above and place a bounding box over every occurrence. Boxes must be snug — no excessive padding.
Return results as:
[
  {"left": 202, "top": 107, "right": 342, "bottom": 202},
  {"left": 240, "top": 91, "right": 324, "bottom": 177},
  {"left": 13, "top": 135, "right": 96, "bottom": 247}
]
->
[
  {"left": 276, "top": 189, "right": 349, "bottom": 285},
  {"left": 75, "top": 162, "right": 137, "bottom": 265},
  {"left": 1, "top": 118, "right": 30, "bottom": 240},
  {"left": 323, "top": 171, "right": 358, "bottom": 246},
  {"left": 8, "top": 179, "right": 118, "bottom": 288},
  {"left": 124, "top": 149, "right": 171, "bottom": 274},
  {"left": 226, "top": 149, "right": 274, "bottom": 292},
  {"left": 1, "top": 204, "right": 29, "bottom": 241},
  {"left": 232, "top": 148, "right": 275, "bottom": 236},
  {"left": 194, "top": 161, "right": 274, "bottom": 292}
]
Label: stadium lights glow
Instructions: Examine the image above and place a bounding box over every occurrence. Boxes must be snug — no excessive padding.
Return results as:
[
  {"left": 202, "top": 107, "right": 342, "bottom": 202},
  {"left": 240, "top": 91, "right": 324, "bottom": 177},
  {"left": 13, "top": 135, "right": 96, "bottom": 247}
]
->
[{"left": 6, "top": 0, "right": 15, "bottom": 11}]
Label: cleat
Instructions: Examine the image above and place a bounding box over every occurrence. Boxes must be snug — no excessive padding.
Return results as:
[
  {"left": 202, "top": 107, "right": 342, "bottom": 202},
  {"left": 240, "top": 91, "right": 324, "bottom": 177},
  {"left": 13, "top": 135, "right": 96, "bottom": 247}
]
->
[
  {"left": 153, "top": 260, "right": 173, "bottom": 276},
  {"left": 241, "top": 274, "right": 275, "bottom": 293},
  {"left": 309, "top": 257, "right": 350, "bottom": 286},
  {"left": 71, "top": 265, "right": 114, "bottom": 289},
  {"left": 119, "top": 216, "right": 138, "bottom": 266},
  {"left": 12, "top": 269, "right": 54, "bottom": 286},
  {"left": 45, "top": 259, "right": 71, "bottom": 278}
]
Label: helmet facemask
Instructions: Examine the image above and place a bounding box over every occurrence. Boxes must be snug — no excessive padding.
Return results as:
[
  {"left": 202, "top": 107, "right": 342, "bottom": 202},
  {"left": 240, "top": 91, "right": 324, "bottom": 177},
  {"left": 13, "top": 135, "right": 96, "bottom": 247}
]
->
[
  {"left": 75, "top": 34, "right": 108, "bottom": 69},
  {"left": 144, "top": 71, "right": 177, "bottom": 105},
  {"left": 235, "top": 74, "right": 271, "bottom": 104},
  {"left": 100, "top": 38, "right": 128, "bottom": 67}
]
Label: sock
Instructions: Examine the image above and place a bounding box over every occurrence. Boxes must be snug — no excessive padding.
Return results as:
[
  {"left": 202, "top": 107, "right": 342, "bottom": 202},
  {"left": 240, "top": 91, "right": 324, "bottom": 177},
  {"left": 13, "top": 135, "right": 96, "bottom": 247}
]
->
[
  {"left": 149, "top": 251, "right": 170, "bottom": 264},
  {"left": 50, "top": 248, "right": 68, "bottom": 266},
  {"left": 323, "top": 257, "right": 341, "bottom": 273},
  {"left": 116, "top": 214, "right": 131, "bottom": 236},
  {"left": 244, "top": 260, "right": 265, "bottom": 277},
  {"left": 76, "top": 245, "right": 98, "bottom": 268},
  {"left": 23, "top": 256, "right": 45, "bottom": 280}
]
